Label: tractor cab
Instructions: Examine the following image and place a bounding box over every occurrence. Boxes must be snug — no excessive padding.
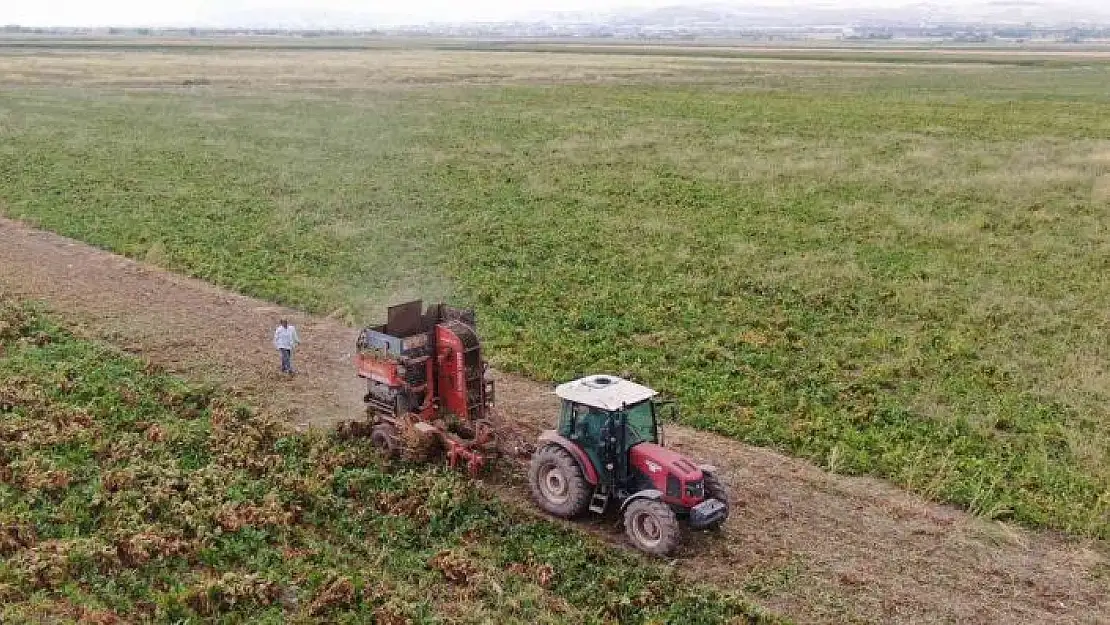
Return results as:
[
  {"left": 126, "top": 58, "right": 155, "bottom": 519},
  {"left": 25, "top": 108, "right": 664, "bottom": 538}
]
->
[{"left": 554, "top": 375, "right": 663, "bottom": 486}]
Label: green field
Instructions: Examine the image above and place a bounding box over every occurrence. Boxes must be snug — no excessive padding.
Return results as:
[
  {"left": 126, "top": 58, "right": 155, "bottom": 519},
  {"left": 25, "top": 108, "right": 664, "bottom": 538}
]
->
[
  {"left": 2, "top": 45, "right": 1109, "bottom": 540},
  {"left": 0, "top": 301, "right": 774, "bottom": 623}
]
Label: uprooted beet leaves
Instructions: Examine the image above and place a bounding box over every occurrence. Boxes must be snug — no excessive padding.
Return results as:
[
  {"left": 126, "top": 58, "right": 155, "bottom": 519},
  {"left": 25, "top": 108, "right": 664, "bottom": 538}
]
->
[{"left": 0, "top": 303, "right": 780, "bottom": 625}]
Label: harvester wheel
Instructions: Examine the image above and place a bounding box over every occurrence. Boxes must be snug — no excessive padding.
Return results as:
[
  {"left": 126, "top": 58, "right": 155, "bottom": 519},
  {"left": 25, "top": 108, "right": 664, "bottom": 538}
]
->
[
  {"left": 370, "top": 424, "right": 401, "bottom": 459},
  {"left": 702, "top": 470, "right": 731, "bottom": 530},
  {"left": 623, "top": 499, "right": 680, "bottom": 557},
  {"left": 528, "top": 444, "right": 591, "bottom": 518}
]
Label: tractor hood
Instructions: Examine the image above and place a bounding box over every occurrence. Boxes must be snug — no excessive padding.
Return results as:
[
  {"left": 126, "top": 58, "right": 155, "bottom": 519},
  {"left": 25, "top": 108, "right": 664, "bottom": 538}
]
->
[{"left": 629, "top": 443, "right": 703, "bottom": 481}]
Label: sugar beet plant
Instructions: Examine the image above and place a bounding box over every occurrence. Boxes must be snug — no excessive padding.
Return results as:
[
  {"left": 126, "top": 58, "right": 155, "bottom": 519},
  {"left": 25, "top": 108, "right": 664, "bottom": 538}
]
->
[{"left": 0, "top": 302, "right": 778, "bottom": 625}]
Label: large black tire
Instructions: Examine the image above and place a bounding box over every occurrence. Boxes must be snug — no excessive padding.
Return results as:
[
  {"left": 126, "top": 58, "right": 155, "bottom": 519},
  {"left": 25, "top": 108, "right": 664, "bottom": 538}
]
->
[
  {"left": 370, "top": 424, "right": 401, "bottom": 459},
  {"left": 623, "top": 499, "right": 681, "bottom": 556},
  {"left": 528, "top": 444, "right": 591, "bottom": 519},
  {"left": 702, "top": 470, "right": 731, "bottom": 530}
]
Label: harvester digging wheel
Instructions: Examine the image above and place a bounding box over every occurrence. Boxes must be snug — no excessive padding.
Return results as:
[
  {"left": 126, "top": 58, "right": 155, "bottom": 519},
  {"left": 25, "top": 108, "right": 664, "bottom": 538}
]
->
[
  {"left": 370, "top": 424, "right": 401, "bottom": 459},
  {"left": 623, "top": 499, "right": 680, "bottom": 556},
  {"left": 474, "top": 419, "right": 495, "bottom": 441},
  {"left": 702, "top": 470, "right": 731, "bottom": 530},
  {"left": 400, "top": 425, "right": 439, "bottom": 463},
  {"left": 528, "top": 445, "right": 591, "bottom": 518}
]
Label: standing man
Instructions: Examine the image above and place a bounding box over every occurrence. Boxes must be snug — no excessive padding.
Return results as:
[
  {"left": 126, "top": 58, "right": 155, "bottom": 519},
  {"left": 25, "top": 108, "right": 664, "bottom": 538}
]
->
[{"left": 273, "top": 319, "right": 301, "bottom": 375}]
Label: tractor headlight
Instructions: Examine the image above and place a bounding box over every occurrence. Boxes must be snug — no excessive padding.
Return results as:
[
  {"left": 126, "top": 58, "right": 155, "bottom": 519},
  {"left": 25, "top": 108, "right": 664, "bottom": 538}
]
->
[{"left": 397, "top": 365, "right": 406, "bottom": 376}]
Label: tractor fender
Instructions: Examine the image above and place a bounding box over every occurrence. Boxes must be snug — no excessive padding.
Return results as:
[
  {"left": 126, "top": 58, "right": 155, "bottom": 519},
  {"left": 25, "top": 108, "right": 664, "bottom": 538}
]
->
[
  {"left": 620, "top": 489, "right": 664, "bottom": 514},
  {"left": 537, "top": 430, "right": 599, "bottom": 485},
  {"left": 698, "top": 464, "right": 719, "bottom": 475}
]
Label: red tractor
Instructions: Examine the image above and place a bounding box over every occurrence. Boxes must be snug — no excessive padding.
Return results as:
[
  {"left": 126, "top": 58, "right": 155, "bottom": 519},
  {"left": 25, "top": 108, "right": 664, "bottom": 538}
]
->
[
  {"left": 529, "top": 375, "right": 730, "bottom": 556},
  {"left": 349, "top": 300, "right": 498, "bottom": 474}
]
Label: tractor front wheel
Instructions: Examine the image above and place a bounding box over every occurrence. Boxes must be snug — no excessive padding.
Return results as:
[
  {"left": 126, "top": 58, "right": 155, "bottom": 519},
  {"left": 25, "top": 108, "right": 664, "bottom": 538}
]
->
[
  {"left": 623, "top": 499, "right": 680, "bottom": 556},
  {"left": 702, "top": 470, "right": 731, "bottom": 530},
  {"left": 370, "top": 424, "right": 401, "bottom": 459},
  {"left": 528, "top": 444, "right": 591, "bottom": 518}
]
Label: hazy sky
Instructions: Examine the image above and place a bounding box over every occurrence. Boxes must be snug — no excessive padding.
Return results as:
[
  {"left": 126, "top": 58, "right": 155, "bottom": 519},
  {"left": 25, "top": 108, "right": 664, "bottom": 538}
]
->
[
  {"left": 13, "top": 0, "right": 636, "bottom": 26},
  {"left": 2, "top": 0, "right": 1104, "bottom": 27}
]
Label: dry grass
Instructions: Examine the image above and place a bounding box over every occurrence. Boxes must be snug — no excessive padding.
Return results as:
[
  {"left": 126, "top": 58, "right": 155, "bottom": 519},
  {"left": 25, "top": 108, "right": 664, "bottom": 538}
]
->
[
  {"left": 0, "top": 49, "right": 742, "bottom": 90},
  {"left": 4, "top": 45, "right": 1106, "bottom": 93}
]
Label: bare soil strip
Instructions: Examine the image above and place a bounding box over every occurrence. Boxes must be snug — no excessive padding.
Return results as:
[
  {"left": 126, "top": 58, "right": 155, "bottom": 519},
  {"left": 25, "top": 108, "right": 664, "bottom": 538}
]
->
[{"left": 1, "top": 217, "right": 1105, "bottom": 624}]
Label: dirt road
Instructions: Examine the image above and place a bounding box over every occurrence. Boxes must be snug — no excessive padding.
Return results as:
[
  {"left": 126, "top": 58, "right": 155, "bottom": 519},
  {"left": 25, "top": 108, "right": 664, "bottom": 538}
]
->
[{"left": 1, "top": 217, "right": 1106, "bottom": 624}]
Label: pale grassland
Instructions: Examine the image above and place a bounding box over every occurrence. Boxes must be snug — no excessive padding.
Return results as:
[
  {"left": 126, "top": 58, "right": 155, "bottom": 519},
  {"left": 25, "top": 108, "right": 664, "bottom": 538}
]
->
[
  {"left": 0, "top": 49, "right": 751, "bottom": 89},
  {"left": 2, "top": 46, "right": 1108, "bottom": 92}
]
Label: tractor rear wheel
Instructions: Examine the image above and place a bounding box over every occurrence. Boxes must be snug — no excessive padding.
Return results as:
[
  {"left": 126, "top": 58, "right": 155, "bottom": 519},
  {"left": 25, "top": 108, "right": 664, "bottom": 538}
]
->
[
  {"left": 528, "top": 444, "right": 591, "bottom": 518},
  {"left": 370, "top": 423, "right": 401, "bottom": 459},
  {"left": 702, "top": 470, "right": 731, "bottom": 530},
  {"left": 623, "top": 499, "right": 680, "bottom": 556}
]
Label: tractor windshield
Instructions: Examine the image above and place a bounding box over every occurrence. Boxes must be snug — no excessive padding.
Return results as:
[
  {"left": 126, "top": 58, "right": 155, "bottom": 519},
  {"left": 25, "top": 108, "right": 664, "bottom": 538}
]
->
[{"left": 624, "top": 401, "right": 657, "bottom": 445}]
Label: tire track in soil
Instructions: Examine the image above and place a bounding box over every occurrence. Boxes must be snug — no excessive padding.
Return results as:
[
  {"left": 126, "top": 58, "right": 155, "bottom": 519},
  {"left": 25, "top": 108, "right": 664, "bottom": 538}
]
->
[{"left": 1, "top": 217, "right": 1106, "bottom": 625}]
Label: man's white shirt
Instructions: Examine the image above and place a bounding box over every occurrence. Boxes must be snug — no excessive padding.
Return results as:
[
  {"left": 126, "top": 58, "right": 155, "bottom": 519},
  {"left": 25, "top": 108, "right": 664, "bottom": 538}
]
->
[{"left": 274, "top": 325, "right": 300, "bottom": 350}]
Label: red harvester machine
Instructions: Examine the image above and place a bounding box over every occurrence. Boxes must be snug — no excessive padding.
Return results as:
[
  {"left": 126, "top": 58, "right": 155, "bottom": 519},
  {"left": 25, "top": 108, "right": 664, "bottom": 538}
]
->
[
  {"left": 345, "top": 300, "right": 730, "bottom": 556},
  {"left": 343, "top": 300, "right": 499, "bottom": 475}
]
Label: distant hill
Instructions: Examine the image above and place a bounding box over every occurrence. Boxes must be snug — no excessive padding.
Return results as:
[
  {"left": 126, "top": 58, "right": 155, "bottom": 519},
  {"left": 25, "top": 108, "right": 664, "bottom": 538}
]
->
[{"left": 533, "top": 1, "right": 1110, "bottom": 28}]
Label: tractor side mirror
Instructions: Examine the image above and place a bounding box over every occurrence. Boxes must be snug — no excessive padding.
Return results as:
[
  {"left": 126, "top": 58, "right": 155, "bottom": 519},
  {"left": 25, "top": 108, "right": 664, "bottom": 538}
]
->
[
  {"left": 657, "top": 401, "right": 679, "bottom": 423},
  {"left": 655, "top": 401, "right": 678, "bottom": 446}
]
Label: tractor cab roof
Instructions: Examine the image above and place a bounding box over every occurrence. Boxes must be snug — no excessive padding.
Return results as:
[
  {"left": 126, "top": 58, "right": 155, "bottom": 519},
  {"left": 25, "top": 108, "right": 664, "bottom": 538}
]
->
[{"left": 555, "top": 375, "right": 657, "bottom": 412}]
